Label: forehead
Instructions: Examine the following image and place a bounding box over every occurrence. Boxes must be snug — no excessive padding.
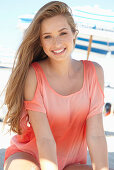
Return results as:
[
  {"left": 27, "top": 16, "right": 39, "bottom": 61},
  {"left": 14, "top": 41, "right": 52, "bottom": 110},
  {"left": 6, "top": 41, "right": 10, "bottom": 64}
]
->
[{"left": 40, "top": 15, "right": 71, "bottom": 33}]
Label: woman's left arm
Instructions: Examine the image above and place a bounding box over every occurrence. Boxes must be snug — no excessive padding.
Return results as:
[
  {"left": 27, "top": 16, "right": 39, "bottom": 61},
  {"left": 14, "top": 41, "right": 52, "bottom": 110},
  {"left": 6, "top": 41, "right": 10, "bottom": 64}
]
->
[{"left": 86, "top": 62, "right": 109, "bottom": 170}]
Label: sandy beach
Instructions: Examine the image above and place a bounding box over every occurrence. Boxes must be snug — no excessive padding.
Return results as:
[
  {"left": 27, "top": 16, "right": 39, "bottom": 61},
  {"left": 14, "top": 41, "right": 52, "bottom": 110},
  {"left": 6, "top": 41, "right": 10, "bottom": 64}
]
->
[{"left": 0, "top": 67, "right": 114, "bottom": 170}]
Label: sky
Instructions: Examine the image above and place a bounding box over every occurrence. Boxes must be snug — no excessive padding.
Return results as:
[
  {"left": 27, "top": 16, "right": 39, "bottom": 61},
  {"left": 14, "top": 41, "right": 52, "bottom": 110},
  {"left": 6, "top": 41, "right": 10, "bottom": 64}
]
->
[{"left": 0, "top": 0, "right": 114, "bottom": 57}]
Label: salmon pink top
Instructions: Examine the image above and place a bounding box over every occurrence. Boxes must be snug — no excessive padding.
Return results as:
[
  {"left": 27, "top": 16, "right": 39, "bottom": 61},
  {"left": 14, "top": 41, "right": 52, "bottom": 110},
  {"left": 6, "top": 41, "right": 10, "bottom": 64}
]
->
[{"left": 4, "top": 60, "right": 104, "bottom": 170}]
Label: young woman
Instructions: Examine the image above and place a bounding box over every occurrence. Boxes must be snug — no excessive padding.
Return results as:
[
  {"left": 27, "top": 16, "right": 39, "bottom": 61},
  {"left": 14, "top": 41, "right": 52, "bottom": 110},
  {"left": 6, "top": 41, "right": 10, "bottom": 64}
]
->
[{"left": 3, "top": 1, "right": 109, "bottom": 170}]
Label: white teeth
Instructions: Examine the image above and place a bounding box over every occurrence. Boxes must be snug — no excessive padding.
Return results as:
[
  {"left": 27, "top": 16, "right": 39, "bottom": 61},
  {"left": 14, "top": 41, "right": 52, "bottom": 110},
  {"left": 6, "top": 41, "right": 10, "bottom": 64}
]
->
[{"left": 53, "top": 49, "right": 64, "bottom": 53}]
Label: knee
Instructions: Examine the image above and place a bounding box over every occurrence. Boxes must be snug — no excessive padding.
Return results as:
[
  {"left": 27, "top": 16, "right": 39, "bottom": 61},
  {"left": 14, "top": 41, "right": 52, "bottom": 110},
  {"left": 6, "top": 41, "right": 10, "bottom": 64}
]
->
[
  {"left": 4, "top": 156, "right": 40, "bottom": 170},
  {"left": 4, "top": 161, "right": 40, "bottom": 170}
]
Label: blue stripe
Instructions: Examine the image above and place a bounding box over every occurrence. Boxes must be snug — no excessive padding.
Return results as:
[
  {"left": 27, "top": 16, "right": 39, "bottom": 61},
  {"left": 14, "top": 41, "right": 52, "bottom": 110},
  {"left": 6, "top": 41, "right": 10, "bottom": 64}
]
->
[
  {"left": 91, "top": 47, "right": 108, "bottom": 54},
  {"left": 20, "top": 16, "right": 114, "bottom": 27},
  {"left": 74, "top": 9, "right": 114, "bottom": 18},
  {"left": 111, "top": 51, "right": 114, "bottom": 54},
  {"left": 20, "top": 18, "right": 32, "bottom": 23},
  {"left": 77, "top": 37, "right": 114, "bottom": 46},
  {"left": 75, "top": 44, "right": 108, "bottom": 54},
  {"left": 109, "top": 42, "right": 114, "bottom": 46},
  {"left": 73, "top": 14, "right": 114, "bottom": 23}
]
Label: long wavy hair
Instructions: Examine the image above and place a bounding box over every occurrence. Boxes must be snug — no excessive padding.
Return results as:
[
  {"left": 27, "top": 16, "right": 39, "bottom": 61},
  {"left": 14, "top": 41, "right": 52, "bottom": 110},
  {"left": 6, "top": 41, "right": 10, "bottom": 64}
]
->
[{"left": 3, "top": 1, "right": 77, "bottom": 134}]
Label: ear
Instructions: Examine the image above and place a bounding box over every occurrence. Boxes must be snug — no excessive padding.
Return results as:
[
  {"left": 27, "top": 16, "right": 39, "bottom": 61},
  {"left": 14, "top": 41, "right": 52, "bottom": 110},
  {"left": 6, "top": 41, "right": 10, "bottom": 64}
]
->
[
  {"left": 74, "top": 30, "right": 78, "bottom": 38},
  {"left": 73, "top": 34, "right": 76, "bottom": 45},
  {"left": 73, "top": 30, "right": 78, "bottom": 45}
]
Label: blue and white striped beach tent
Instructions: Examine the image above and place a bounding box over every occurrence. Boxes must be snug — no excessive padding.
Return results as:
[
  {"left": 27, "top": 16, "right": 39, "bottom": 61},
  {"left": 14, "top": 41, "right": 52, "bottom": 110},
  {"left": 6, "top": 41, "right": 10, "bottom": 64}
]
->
[
  {"left": 72, "top": 6, "right": 114, "bottom": 59},
  {"left": 18, "top": 5, "right": 114, "bottom": 59}
]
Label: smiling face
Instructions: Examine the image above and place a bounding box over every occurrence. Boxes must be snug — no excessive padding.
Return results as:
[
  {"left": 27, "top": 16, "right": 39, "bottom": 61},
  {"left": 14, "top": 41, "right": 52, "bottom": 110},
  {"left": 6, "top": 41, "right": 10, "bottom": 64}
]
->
[{"left": 40, "top": 15, "right": 76, "bottom": 61}]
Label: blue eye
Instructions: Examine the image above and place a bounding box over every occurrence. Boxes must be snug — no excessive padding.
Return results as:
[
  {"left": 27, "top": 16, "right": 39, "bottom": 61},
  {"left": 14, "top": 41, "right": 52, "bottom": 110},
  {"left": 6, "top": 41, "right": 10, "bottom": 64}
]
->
[
  {"left": 44, "top": 35, "right": 51, "bottom": 39},
  {"left": 60, "top": 32, "right": 67, "bottom": 36}
]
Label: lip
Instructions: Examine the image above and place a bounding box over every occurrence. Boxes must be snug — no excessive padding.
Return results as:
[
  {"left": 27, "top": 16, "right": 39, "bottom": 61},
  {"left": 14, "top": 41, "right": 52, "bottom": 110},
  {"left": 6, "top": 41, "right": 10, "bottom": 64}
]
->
[{"left": 52, "top": 48, "right": 66, "bottom": 55}]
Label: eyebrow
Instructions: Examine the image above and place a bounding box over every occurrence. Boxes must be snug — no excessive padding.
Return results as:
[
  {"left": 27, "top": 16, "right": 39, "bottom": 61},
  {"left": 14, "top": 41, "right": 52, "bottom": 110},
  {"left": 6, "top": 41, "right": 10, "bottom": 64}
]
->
[{"left": 42, "top": 28, "right": 68, "bottom": 36}]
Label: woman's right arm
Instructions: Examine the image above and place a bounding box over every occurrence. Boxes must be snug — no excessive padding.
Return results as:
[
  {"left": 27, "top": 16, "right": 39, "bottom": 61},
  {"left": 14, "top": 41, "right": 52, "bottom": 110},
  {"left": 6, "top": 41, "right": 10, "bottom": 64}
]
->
[{"left": 24, "top": 66, "right": 58, "bottom": 170}]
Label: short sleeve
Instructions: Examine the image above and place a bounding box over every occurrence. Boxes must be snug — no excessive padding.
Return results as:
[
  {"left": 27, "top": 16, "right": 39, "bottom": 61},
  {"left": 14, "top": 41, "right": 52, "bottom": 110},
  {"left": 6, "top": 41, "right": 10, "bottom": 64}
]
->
[
  {"left": 87, "top": 62, "right": 104, "bottom": 119},
  {"left": 24, "top": 63, "right": 46, "bottom": 114}
]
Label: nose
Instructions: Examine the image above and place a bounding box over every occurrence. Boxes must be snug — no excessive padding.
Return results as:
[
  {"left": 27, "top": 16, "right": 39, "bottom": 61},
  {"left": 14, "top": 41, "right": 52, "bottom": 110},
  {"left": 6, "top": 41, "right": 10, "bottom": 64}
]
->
[{"left": 52, "top": 36, "right": 62, "bottom": 47}]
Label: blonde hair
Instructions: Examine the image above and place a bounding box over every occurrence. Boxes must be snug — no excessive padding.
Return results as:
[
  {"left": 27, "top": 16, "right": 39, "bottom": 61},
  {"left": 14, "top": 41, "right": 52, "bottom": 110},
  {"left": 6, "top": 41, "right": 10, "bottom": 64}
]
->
[{"left": 3, "top": 1, "right": 77, "bottom": 134}]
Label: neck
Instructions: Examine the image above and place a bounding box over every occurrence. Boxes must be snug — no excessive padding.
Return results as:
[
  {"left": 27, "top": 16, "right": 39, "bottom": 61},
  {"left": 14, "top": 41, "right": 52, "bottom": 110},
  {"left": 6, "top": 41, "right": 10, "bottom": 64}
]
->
[{"left": 47, "top": 57, "right": 74, "bottom": 77}]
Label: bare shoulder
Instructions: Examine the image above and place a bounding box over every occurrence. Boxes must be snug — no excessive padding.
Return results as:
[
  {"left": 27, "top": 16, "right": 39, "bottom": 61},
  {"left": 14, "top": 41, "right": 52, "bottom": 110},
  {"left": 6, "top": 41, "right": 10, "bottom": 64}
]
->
[
  {"left": 92, "top": 61, "right": 104, "bottom": 91},
  {"left": 24, "top": 66, "right": 37, "bottom": 101}
]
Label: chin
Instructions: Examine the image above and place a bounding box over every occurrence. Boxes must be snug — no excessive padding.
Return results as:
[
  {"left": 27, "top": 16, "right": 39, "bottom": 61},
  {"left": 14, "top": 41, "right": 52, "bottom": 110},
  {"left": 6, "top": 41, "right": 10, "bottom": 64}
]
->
[
  {"left": 49, "top": 52, "right": 71, "bottom": 61},
  {"left": 53, "top": 55, "right": 69, "bottom": 61}
]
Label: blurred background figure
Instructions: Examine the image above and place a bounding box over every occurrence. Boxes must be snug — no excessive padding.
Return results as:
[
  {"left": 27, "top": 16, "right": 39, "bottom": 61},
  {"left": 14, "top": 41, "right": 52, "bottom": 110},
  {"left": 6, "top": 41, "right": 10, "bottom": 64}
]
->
[{"left": 104, "top": 102, "right": 112, "bottom": 116}]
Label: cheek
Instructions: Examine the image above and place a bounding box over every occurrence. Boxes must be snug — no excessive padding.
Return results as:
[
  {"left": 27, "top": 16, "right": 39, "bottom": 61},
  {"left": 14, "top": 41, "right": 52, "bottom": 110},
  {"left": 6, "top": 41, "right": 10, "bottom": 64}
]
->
[
  {"left": 41, "top": 41, "right": 51, "bottom": 54},
  {"left": 41, "top": 40, "right": 49, "bottom": 48},
  {"left": 64, "top": 34, "right": 74, "bottom": 43},
  {"left": 66, "top": 36, "right": 74, "bottom": 47}
]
